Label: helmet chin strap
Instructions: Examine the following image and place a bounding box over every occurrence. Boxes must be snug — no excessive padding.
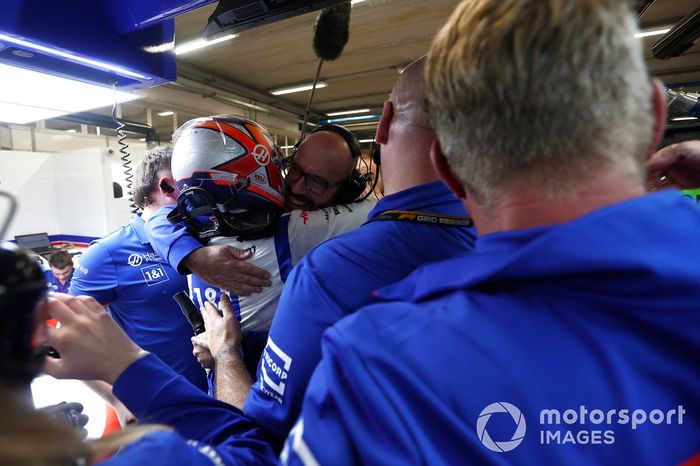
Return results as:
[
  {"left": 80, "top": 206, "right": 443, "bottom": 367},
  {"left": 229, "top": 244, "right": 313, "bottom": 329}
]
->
[{"left": 168, "top": 185, "right": 281, "bottom": 242}]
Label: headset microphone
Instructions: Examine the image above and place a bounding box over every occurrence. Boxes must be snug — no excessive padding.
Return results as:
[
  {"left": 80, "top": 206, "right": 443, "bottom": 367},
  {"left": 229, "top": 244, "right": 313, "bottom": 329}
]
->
[{"left": 300, "top": 3, "right": 352, "bottom": 140}]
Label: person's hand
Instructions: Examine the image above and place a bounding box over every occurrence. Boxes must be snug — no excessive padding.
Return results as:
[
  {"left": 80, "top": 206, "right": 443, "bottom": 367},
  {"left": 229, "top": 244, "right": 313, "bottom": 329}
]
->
[
  {"left": 39, "top": 401, "right": 89, "bottom": 438},
  {"left": 191, "top": 333, "right": 214, "bottom": 369},
  {"left": 42, "top": 293, "right": 148, "bottom": 385},
  {"left": 201, "top": 294, "right": 242, "bottom": 361},
  {"left": 647, "top": 140, "right": 700, "bottom": 191},
  {"left": 183, "top": 245, "right": 271, "bottom": 296}
]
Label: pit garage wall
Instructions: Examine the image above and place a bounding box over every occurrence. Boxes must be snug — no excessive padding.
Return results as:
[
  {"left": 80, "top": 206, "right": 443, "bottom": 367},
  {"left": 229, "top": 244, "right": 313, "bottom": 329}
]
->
[{"left": 0, "top": 145, "right": 146, "bottom": 241}]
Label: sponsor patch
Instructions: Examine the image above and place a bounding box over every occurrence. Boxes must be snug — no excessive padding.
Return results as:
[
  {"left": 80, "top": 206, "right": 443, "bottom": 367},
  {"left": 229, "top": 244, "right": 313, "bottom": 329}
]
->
[
  {"left": 260, "top": 337, "right": 292, "bottom": 403},
  {"left": 140, "top": 264, "right": 169, "bottom": 286}
]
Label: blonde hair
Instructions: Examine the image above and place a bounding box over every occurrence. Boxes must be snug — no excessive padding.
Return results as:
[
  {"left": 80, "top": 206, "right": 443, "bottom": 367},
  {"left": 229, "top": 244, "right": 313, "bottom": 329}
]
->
[
  {"left": 0, "top": 387, "right": 169, "bottom": 465},
  {"left": 425, "top": 0, "right": 653, "bottom": 207}
]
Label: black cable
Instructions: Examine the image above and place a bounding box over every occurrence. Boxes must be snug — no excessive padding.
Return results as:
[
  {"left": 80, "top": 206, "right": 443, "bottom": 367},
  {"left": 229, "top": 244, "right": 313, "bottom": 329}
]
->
[
  {"left": 357, "top": 142, "right": 381, "bottom": 202},
  {"left": 111, "top": 84, "right": 137, "bottom": 214},
  {"left": 0, "top": 191, "right": 18, "bottom": 240}
]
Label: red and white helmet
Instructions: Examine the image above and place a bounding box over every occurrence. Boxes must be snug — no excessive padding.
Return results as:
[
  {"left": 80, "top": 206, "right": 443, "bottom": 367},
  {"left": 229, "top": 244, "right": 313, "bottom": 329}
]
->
[{"left": 170, "top": 115, "right": 285, "bottom": 240}]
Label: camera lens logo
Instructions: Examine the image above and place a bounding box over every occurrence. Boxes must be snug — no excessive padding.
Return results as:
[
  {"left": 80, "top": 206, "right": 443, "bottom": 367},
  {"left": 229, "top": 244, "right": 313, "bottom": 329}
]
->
[{"left": 477, "top": 402, "right": 526, "bottom": 453}]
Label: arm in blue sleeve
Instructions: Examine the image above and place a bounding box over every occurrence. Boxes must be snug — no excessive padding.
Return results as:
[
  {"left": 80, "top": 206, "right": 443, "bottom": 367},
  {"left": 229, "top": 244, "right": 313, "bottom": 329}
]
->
[
  {"left": 112, "top": 353, "right": 279, "bottom": 464},
  {"left": 68, "top": 242, "right": 117, "bottom": 304},
  {"left": 243, "top": 260, "right": 347, "bottom": 441},
  {"left": 144, "top": 206, "right": 203, "bottom": 274},
  {"left": 283, "top": 312, "right": 415, "bottom": 466}
]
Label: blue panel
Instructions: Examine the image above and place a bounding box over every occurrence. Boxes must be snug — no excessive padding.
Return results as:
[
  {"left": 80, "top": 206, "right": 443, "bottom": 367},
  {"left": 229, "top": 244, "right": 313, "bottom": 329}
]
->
[
  {"left": 100, "top": 0, "right": 217, "bottom": 34},
  {"left": 0, "top": 0, "right": 177, "bottom": 89}
]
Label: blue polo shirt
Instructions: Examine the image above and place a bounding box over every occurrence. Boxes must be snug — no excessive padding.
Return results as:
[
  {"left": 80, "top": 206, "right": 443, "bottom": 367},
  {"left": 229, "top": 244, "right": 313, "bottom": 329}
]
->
[
  {"left": 245, "top": 181, "right": 477, "bottom": 440},
  {"left": 288, "top": 191, "right": 700, "bottom": 465},
  {"left": 45, "top": 270, "right": 72, "bottom": 293},
  {"left": 69, "top": 215, "right": 207, "bottom": 392}
]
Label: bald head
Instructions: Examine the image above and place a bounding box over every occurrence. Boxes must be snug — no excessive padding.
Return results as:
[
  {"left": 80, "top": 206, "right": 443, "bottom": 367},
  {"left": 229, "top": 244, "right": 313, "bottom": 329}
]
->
[
  {"left": 389, "top": 57, "right": 431, "bottom": 129},
  {"left": 284, "top": 130, "right": 356, "bottom": 211},
  {"left": 375, "top": 55, "right": 439, "bottom": 194}
]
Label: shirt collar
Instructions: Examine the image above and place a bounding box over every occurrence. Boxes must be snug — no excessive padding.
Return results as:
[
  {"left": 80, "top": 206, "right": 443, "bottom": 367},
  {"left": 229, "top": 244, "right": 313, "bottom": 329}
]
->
[
  {"left": 367, "top": 181, "right": 467, "bottom": 221},
  {"left": 129, "top": 214, "right": 149, "bottom": 245}
]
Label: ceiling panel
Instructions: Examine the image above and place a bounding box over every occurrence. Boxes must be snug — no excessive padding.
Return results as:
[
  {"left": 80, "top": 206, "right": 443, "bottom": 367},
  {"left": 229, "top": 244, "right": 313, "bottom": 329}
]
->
[{"left": 45, "top": 0, "right": 700, "bottom": 142}]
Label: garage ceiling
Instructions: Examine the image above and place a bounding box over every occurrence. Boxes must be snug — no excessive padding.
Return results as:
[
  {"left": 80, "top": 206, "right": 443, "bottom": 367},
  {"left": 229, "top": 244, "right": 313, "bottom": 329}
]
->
[{"left": 73, "top": 0, "right": 700, "bottom": 144}]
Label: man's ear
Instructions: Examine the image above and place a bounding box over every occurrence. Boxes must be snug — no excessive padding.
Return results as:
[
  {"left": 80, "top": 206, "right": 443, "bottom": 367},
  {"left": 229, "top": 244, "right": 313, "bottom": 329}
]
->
[
  {"left": 375, "top": 101, "right": 394, "bottom": 145},
  {"left": 647, "top": 78, "right": 667, "bottom": 160},
  {"left": 430, "top": 140, "right": 466, "bottom": 199}
]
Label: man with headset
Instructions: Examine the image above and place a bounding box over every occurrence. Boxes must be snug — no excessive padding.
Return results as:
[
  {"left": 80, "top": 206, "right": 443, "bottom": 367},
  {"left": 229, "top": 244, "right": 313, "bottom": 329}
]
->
[
  {"left": 147, "top": 117, "right": 376, "bottom": 399},
  {"left": 200, "top": 57, "right": 477, "bottom": 442},
  {"left": 144, "top": 123, "right": 375, "bottom": 299}
]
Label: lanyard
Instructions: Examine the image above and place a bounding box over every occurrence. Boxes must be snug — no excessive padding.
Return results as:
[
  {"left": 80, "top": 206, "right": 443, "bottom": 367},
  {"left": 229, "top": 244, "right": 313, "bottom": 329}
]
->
[{"left": 368, "top": 210, "right": 473, "bottom": 227}]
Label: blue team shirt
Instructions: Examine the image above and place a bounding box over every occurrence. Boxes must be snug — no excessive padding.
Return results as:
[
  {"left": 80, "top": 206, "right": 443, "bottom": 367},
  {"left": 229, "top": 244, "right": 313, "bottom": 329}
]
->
[
  {"left": 246, "top": 181, "right": 478, "bottom": 440},
  {"left": 45, "top": 270, "right": 72, "bottom": 293},
  {"left": 287, "top": 191, "right": 700, "bottom": 465},
  {"left": 69, "top": 215, "right": 207, "bottom": 392}
]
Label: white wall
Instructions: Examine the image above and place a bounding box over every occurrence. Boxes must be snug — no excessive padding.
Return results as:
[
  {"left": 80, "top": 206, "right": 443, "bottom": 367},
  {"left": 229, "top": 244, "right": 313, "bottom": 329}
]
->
[
  {"left": 0, "top": 150, "right": 60, "bottom": 238},
  {"left": 1, "top": 145, "right": 147, "bottom": 241}
]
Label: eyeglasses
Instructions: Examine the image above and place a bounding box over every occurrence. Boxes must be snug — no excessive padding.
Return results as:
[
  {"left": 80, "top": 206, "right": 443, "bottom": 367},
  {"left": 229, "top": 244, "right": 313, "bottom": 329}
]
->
[{"left": 286, "top": 161, "right": 344, "bottom": 195}]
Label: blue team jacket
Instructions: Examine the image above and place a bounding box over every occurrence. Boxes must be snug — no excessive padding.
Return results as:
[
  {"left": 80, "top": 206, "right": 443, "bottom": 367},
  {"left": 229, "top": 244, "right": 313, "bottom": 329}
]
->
[
  {"left": 245, "top": 181, "right": 477, "bottom": 441},
  {"left": 290, "top": 191, "right": 700, "bottom": 465}
]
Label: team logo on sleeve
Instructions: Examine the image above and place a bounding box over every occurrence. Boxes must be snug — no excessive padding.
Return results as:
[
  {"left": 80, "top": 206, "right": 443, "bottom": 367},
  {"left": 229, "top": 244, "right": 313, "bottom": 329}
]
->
[{"left": 260, "top": 337, "right": 292, "bottom": 403}]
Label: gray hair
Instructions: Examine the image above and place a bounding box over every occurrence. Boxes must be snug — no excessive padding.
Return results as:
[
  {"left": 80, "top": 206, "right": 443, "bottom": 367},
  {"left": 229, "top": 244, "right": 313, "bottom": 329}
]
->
[
  {"left": 133, "top": 146, "right": 173, "bottom": 209},
  {"left": 425, "top": 0, "right": 654, "bottom": 207}
]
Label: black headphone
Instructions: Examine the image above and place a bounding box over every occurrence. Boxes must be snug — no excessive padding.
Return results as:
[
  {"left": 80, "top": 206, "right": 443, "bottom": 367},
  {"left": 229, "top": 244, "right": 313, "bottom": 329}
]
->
[
  {"left": 290, "top": 124, "right": 368, "bottom": 204},
  {"left": 160, "top": 180, "right": 175, "bottom": 194}
]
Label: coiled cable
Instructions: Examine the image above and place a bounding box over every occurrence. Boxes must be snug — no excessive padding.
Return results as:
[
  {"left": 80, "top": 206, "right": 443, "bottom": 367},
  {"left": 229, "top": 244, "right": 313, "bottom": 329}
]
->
[{"left": 111, "top": 84, "right": 137, "bottom": 213}]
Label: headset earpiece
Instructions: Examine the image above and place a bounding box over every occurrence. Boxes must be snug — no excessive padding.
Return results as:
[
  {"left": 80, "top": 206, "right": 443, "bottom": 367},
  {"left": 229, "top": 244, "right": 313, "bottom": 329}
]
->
[
  {"left": 334, "top": 168, "right": 368, "bottom": 204},
  {"left": 160, "top": 180, "right": 175, "bottom": 194}
]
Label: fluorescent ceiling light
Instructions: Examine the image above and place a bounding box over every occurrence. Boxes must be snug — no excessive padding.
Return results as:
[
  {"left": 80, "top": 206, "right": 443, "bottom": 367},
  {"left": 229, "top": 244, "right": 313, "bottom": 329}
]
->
[
  {"left": 359, "top": 139, "right": 374, "bottom": 143},
  {"left": 139, "top": 138, "right": 146, "bottom": 142},
  {"left": 232, "top": 99, "right": 269, "bottom": 112},
  {"left": 271, "top": 82, "right": 327, "bottom": 96},
  {"left": 343, "top": 122, "right": 379, "bottom": 129},
  {"left": 175, "top": 34, "right": 238, "bottom": 55},
  {"left": 66, "top": 129, "right": 76, "bottom": 133},
  {"left": 281, "top": 145, "right": 295, "bottom": 149},
  {"left": 322, "top": 114, "right": 381, "bottom": 124},
  {"left": 351, "top": 0, "right": 367, "bottom": 4},
  {"left": 0, "top": 63, "right": 140, "bottom": 124},
  {"left": 0, "top": 33, "right": 151, "bottom": 81},
  {"left": 671, "top": 116, "right": 698, "bottom": 121},
  {"left": 635, "top": 27, "right": 671, "bottom": 38},
  {"left": 158, "top": 111, "right": 174, "bottom": 116},
  {"left": 327, "top": 108, "right": 370, "bottom": 117}
]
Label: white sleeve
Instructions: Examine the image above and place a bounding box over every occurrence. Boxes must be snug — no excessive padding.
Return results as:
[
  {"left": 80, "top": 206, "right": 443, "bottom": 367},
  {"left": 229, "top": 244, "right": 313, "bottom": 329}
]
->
[{"left": 286, "top": 199, "right": 376, "bottom": 265}]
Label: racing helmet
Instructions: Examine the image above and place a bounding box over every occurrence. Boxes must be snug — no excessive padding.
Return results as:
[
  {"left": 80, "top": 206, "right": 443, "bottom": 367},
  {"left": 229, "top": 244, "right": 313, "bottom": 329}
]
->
[
  {"left": 0, "top": 244, "right": 48, "bottom": 387},
  {"left": 169, "top": 115, "right": 286, "bottom": 241}
]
